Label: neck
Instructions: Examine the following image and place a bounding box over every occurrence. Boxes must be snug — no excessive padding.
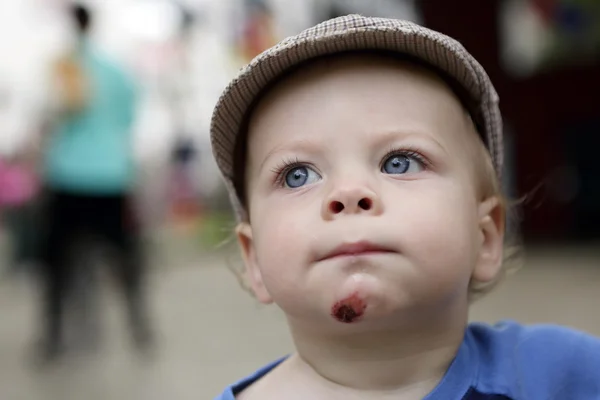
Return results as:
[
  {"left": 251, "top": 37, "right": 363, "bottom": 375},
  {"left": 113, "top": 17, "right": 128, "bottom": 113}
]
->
[{"left": 288, "top": 313, "right": 467, "bottom": 394}]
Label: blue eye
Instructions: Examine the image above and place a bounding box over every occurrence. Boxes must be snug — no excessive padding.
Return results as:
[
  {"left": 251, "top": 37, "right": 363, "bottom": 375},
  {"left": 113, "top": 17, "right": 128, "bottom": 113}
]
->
[
  {"left": 284, "top": 166, "right": 320, "bottom": 188},
  {"left": 382, "top": 153, "right": 424, "bottom": 175}
]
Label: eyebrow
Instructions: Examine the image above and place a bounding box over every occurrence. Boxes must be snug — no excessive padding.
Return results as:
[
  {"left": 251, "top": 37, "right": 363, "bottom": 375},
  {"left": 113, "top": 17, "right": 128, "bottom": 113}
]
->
[{"left": 258, "top": 139, "right": 324, "bottom": 173}]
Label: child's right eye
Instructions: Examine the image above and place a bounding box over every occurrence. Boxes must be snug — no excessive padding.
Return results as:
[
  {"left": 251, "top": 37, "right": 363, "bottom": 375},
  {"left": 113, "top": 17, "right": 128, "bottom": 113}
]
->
[{"left": 284, "top": 166, "right": 321, "bottom": 188}]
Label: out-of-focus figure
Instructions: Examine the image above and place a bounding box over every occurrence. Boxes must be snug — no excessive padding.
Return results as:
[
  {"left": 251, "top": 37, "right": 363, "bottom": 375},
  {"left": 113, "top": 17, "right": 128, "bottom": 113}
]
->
[
  {"left": 38, "top": 2, "right": 152, "bottom": 363},
  {"left": 238, "top": 0, "right": 277, "bottom": 63},
  {"left": 0, "top": 154, "right": 39, "bottom": 276}
]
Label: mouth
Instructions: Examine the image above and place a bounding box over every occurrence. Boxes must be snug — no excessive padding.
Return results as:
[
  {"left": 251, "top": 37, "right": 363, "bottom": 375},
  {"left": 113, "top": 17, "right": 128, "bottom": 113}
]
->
[{"left": 318, "top": 241, "right": 395, "bottom": 261}]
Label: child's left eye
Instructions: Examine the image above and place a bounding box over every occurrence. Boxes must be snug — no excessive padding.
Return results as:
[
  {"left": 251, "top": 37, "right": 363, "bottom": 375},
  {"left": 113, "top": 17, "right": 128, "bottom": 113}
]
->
[
  {"left": 381, "top": 153, "right": 425, "bottom": 175},
  {"left": 284, "top": 166, "right": 321, "bottom": 188}
]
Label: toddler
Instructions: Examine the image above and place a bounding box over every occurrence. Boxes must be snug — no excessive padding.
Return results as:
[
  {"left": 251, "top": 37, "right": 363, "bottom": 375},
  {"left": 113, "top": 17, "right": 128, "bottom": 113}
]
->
[{"left": 210, "top": 15, "right": 600, "bottom": 400}]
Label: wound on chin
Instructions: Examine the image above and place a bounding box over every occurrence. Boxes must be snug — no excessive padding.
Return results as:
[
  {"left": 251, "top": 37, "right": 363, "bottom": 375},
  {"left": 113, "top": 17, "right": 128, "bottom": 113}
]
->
[{"left": 331, "top": 292, "right": 366, "bottom": 323}]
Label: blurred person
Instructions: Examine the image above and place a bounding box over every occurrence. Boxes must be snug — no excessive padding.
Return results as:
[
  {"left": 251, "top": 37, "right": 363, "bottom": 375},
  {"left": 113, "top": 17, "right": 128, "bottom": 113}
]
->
[
  {"left": 210, "top": 15, "right": 600, "bottom": 400},
  {"left": 168, "top": 136, "right": 202, "bottom": 231},
  {"left": 37, "top": 2, "right": 152, "bottom": 362},
  {"left": 238, "top": 0, "right": 277, "bottom": 63},
  {"left": 0, "top": 153, "right": 40, "bottom": 277},
  {"left": 0, "top": 83, "right": 43, "bottom": 278},
  {"left": 164, "top": 5, "right": 204, "bottom": 232}
]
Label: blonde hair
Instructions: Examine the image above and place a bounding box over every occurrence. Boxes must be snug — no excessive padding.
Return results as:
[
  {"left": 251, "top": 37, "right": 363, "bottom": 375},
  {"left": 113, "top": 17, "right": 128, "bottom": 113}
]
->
[{"left": 467, "top": 130, "right": 522, "bottom": 302}]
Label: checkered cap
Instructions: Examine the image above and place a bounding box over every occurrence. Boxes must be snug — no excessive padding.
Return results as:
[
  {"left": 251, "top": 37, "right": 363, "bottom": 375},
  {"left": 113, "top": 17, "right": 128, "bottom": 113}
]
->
[{"left": 210, "top": 14, "right": 503, "bottom": 220}]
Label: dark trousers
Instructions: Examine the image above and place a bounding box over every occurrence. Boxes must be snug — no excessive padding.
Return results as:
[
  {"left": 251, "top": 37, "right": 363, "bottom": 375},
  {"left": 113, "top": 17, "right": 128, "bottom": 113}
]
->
[{"left": 40, "top": 189, "right": 151, "bottom": 353}]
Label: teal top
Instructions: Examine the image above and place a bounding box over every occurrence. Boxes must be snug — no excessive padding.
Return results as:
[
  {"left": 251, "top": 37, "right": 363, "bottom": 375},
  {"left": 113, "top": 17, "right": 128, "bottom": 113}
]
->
[{"left": 44, "top": 43, "right": 137, "bottom": 194}]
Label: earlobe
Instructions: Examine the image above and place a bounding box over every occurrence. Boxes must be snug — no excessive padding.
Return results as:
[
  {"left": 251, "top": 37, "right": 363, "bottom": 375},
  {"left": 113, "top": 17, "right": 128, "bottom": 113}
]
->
[
  {"left": 236, "top": 223, "right": 273, "bottom": 304},
  {"left": 472, "top": 197, "right": 505, "bottom": 284}
]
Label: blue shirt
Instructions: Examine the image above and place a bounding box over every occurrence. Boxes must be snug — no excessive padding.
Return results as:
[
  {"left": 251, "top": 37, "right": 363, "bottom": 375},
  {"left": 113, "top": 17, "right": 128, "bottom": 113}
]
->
[
  {"left": 45, "top": 44, "right": 137, "bottom": 194},
  {"left": 214, "top": 321, "right": 600, "bottom": 399}
]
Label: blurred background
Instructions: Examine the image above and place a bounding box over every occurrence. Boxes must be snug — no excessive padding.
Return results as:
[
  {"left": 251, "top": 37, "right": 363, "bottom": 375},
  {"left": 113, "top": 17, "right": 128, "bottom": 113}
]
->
[{"left": 0, "top": 0, "right": 598, "bottom": 399}]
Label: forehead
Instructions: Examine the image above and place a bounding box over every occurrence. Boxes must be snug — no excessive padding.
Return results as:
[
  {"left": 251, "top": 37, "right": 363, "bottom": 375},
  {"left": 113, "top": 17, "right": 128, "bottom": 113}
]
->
[{"left": 245, "top": 53, "right": 476, "bottom": 164}]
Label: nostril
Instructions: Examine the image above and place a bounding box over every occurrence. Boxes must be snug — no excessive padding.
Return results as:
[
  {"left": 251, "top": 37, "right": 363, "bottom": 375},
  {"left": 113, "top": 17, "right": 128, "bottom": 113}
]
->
[
  {"left": 358, "top": 198, "right": 372, "bottom": 210},
  {"left": 330, "top": 201, "right": 344, "bottom": 214}
]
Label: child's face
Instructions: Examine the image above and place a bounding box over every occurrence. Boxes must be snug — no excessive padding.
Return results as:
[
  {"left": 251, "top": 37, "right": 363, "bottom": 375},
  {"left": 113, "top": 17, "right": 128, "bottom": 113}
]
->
[{"left": 236, "top": 55, "right": 504, "bottom": 329}]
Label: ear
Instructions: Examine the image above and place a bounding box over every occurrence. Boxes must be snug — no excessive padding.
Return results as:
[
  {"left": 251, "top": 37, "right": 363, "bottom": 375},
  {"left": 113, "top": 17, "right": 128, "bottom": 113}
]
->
[
  {"left": 236, "top": 222, "right": 273, "bottom": 304},
  {"left": 472, "top": 196, "right": 505, "bottom": 284}
]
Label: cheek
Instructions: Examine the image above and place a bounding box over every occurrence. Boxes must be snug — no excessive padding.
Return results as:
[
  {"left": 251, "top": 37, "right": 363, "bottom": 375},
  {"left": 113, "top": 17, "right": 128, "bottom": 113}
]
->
[
  {"left": 249, "top": 197, "right": 316, "bottom": 288},
  {"left": 389, "top": 183, "right": 480, "bottom": 287},
  {"left": 250, "top": 189, "right": 320, "bottom": 250},
  {"left": 410, "top": 196, "right": 477, "bottom": 253}
]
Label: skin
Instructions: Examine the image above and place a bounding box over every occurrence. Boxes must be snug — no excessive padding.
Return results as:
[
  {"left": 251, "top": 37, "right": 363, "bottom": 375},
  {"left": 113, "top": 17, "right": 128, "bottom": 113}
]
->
[{"left": 235, "top": 54, "right": 504, "bottom": 400}]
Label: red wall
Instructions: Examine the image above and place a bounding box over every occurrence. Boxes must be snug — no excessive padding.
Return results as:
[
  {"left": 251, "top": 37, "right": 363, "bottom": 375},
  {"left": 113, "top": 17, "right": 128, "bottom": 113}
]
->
[{"left": 421, "top": 0, "right": 600, "bottom": 241}]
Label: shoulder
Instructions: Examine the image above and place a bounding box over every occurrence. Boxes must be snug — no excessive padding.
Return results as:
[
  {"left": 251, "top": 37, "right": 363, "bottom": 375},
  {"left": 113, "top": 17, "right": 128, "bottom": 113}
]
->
[
  {"left": 213, "top": 358, "right": 286, "bottom": 400},
  {"left": 468, "top": 320, "right": 600, "bottom": 399}
]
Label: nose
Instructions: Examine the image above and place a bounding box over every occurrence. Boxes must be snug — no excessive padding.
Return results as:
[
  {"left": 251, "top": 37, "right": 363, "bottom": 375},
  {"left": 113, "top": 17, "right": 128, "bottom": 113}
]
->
[{"left": 322, "top": 184, "right": 383, "bottom": 219}]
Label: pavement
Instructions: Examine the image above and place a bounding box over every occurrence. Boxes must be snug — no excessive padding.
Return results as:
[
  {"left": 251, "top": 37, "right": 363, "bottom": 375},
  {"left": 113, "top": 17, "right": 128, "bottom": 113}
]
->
[{"left": 0, "top": 243, "right": 599, "bottom": 400}]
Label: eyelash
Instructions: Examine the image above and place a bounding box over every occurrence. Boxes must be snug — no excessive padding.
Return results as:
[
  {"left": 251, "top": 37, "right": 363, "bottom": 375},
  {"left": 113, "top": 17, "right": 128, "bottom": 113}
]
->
[
  {"left": 270, "top": 146, "right": 432, "bottom": 187},
  {"left": 270, "top": 157, "right": 307, "bottom": 187},
  {"left": 380, "top": 146, "right": 432, "bottom": 170}
]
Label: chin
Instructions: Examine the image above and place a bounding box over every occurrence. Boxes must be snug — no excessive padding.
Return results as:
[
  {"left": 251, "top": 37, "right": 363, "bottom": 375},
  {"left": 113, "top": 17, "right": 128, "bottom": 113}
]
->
[{"left": 327, "top": 273, "right": 403, "bottom": 319}]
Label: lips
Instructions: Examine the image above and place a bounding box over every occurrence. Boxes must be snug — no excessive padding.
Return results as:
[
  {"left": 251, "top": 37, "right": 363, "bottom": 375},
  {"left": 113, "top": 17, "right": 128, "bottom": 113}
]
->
[{"left": 318, "top": 241, "right": 395, "bottom": 261}]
